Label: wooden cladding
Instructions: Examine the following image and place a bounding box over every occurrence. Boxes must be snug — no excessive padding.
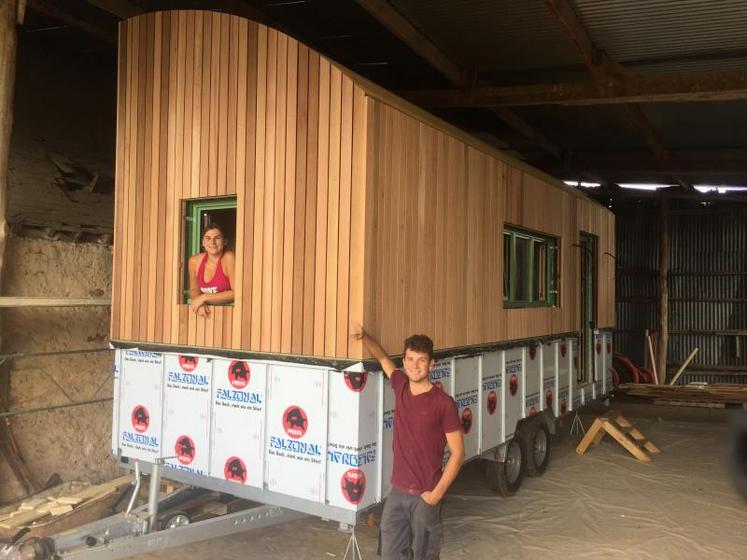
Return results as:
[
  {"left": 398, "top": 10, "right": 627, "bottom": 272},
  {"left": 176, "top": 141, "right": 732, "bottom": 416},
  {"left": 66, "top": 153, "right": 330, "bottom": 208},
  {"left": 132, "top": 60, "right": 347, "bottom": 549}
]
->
[
  {"left": 112, "top": 10, "right": 615, "bottom": 360},
  {"left": 112, "top": 11, "right": 368, "bottom": 357}
]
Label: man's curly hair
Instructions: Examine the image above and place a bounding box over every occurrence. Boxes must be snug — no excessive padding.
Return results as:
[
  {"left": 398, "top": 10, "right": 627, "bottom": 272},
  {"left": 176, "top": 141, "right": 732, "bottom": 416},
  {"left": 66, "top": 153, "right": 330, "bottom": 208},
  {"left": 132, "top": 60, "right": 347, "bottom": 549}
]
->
[{"left": 403, "top": 334, "right": 434, "bottom": 361}]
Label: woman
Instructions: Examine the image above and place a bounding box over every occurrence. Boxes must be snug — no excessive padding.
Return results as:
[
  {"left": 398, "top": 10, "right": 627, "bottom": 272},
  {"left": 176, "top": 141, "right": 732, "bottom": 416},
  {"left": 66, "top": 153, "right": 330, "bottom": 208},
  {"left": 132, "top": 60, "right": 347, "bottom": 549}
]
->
[{"left": 188, "top": 223, "right": 235, "bottom": 317}]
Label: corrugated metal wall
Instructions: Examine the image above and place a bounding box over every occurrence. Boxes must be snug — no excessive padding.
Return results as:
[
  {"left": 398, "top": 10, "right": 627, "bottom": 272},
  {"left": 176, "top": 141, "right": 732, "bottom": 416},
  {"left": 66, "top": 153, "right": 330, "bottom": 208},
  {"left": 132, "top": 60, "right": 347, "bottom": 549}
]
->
[{"left": 617, "top": 207, "right": 747, "bottom": 381}]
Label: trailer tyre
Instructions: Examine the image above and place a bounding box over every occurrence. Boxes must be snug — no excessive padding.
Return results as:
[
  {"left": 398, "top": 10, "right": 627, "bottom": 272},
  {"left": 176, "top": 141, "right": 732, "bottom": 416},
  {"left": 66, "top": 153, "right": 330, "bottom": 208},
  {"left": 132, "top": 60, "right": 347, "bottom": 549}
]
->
[
  {"left": 485, "top": 438, "right": 523, "bottom": 496},
  {"left": 522, "top": 421, "right": 550, "bottom": 477}
]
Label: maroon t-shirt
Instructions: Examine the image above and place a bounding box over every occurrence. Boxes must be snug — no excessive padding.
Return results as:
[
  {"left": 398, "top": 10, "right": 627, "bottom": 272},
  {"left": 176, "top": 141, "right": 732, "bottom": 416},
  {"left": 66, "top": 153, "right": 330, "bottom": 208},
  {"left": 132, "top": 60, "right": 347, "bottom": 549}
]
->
[{"left": 390, "top": 369, "right": 463, "bottom": 495}]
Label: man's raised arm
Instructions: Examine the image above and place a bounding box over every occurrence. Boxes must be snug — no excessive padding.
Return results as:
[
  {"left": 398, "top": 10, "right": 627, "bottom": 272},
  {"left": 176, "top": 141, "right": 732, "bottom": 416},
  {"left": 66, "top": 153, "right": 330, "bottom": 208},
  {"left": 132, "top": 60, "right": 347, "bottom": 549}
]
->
[{"left": 351, "top": 325, "right": 397, "bottom": 379}]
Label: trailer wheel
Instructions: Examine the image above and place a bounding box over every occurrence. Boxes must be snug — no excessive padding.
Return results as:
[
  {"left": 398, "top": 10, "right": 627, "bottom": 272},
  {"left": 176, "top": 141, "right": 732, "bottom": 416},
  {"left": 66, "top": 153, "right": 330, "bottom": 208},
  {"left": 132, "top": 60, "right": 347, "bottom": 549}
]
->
[
  {"left": 485, "top": 438, "right": 523, "bottom": 496},
  {"left": 522, "top": 421, "right": 550, "bottom": 477}
]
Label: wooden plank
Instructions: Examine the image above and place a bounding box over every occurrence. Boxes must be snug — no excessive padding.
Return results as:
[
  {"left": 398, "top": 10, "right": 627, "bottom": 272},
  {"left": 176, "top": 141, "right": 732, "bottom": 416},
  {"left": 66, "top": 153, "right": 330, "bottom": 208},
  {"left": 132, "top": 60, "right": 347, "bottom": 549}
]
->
[
  {"left": 239, "top": 20, "right": 258, "bottom": 350},
  {"left": 225, "top": 15, "right": 239, "bottom": 199},
  {"left": 260, "top": 28, "right": 278, "bottom": 351},
  {"left": 290, "top": 44, "right": 309, "bottom": 355},
  {"left": 313, "top": 57, "right": 330, "bottom": 356},
  {"left": 280, "top": 38, "right": 298, "bottom": 355},
  {"left": 335, "top": 76, "right": 353, "bottom": 357},
  {"left": 207, "top": 11, "right": 220, "bottom": 197},
  {"left": 250, "top": 24, "right": 268, "bottom": 350},
  {"left": 216, "top": 13, "right": 230, "bottom": 197},
  {"left": 302, "top": 50, "right": 320, "bottom": 356},
  {"left": 270, "top": 32, "right": 288, "bottom": 353}
]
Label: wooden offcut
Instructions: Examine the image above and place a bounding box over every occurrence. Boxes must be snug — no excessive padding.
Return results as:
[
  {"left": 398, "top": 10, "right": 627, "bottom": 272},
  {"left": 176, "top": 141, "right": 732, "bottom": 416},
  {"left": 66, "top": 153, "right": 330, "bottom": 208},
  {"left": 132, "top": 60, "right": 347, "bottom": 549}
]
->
[
  {"left": 576, "top": 411, "right": 660, "bottom": 462},
  {"left": 111, "top": 10, "right": 616, "bottom": 360}
]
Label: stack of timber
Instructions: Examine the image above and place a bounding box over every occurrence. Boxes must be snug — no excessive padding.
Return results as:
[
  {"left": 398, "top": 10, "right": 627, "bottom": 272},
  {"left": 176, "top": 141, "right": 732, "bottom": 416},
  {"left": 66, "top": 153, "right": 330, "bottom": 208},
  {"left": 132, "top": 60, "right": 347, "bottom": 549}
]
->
[
  {"left": 617, "top": 383, "right": 747, "bottom": 406},
  {"left": 0, "top": 475, "right": 132, "bottom": 540}
]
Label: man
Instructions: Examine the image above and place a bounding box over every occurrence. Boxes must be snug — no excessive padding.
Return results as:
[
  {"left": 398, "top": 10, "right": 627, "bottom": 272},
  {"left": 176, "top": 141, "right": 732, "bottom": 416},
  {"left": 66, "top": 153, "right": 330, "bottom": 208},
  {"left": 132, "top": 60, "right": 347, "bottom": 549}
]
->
[{"left": 352, "top": 326, "right": 465, "bottom": 560}]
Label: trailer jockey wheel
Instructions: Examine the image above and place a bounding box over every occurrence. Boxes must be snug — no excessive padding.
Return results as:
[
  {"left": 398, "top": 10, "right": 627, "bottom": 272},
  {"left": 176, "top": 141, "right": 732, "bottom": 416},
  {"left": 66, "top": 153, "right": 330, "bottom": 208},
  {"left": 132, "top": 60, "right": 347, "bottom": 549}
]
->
[
  {"left": 485, "top": 438, "right": 524, "bottom": 496},
  {"left": 521, "top": 421, "right": 551, "bottom": 477},
  {"left": 161, "top": 511, "right": 191, "bottom": 530}
]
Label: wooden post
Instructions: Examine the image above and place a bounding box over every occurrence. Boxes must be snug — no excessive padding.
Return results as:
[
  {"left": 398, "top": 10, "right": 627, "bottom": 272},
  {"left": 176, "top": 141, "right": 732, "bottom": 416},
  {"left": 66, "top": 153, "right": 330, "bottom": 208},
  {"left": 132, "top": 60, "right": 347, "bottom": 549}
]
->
[{"left": 656, "top": 197, "right": 669, "bottom": 384}]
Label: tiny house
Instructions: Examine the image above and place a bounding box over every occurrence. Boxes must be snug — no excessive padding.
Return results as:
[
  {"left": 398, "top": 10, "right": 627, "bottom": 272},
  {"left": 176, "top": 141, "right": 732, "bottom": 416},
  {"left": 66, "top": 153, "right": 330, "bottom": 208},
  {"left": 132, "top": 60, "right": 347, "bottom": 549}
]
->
[{"left": 111, "top": 10, "right": 615, "bottom": 524}]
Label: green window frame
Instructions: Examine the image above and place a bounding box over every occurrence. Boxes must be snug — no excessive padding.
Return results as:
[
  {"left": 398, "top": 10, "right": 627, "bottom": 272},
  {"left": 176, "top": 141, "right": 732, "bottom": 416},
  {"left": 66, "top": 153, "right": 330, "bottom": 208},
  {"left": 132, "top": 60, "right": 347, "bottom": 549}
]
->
[
  {"left": 182, "top": 196, "right": 237, "bottom": 303},
  {"left": 503, "top": 225, "right": 559, "bottom": 308}
]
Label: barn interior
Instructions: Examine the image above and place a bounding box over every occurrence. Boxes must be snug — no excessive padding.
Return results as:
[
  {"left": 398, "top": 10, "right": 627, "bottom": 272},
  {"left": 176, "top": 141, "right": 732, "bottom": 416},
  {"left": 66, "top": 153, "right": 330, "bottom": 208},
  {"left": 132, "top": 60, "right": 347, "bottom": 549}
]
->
[{"left": 0, "top": 1, "right": 746, "bottom": 558}]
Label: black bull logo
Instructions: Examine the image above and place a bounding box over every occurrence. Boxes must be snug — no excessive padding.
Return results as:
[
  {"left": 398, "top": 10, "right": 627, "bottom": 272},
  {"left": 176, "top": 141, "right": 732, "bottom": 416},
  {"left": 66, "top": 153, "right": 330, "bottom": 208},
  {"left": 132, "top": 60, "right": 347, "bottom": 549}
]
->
[
  {"left": 182, "top": 356, "right": 197, "bottom": 365},
  {"left": 226, "top": 459, "right": 246, "bottom": 480},
  {"left": 230, "top": 362, "right": 249, "bottom": 382},
  {"left": 133, "top": 407, "right": 149, "bottom": 425},
  {"left": 285, "top": 408, "right": 307, "bottom": 429},
  {"left": 487, "top": 392, "right": 497, "bottom": 414},
  {"left": 177, "top": 437, "right": 195, "bottom": 458},
  {"left": 343, "top": 477, "right": 364, "bottom": 503},
  {"left": 344, "top": 371, "right": 366, "bottom": 390}
]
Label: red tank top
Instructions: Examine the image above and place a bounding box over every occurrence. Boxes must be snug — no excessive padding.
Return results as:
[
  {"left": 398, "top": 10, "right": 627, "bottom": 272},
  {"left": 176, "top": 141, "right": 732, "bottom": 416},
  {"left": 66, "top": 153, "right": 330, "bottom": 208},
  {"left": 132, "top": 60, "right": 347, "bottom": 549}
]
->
[{"left": 197, "top": 253, "right": 231, "bottom": 294}]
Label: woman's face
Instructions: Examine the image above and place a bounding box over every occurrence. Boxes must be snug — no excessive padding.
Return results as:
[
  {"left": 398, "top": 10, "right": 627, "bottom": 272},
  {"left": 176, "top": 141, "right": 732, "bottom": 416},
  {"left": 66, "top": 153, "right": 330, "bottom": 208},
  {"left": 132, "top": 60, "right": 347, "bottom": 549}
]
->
[{"left": 202, "top": 228, "right": 226, "bottom": 255}]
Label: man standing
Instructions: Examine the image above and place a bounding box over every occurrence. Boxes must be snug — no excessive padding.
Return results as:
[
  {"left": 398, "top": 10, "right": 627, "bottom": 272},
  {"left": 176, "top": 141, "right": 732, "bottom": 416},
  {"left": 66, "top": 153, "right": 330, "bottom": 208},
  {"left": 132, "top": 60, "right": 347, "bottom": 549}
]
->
[{"left": 352, "top": 327, "right": 465, "bottom": 560}]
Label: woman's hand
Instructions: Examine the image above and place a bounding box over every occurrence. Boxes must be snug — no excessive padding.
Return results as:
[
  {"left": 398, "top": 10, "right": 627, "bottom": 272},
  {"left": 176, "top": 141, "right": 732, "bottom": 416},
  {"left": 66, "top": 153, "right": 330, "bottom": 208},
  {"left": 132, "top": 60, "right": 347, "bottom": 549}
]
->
[{"left": 190, "top": 294, "right": 210, "bottom": 316}]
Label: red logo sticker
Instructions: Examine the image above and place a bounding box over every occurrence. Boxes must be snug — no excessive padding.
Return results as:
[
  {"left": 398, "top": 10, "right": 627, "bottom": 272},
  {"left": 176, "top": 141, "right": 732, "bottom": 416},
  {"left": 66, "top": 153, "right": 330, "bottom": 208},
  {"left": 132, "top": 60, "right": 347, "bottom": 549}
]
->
[
  {"left": 461, "top": 407, "right": 473, "bottom": 434},
  {"left": 228, "top": 360, "right": 250, "bottom": 389},
  {"left": 528, "top": 344, "right": 537, "bottom": 360},
  {"left": 595, "top": 341, "right": 602, "bottom": 355},
  {"left": 341, "top": 468, "right": 366, "bottom": 505},
  {"left": 560, "top": 341, "right": 567, "bottom": 358},
  {"left": 178, "top": 355, "right": 199, "bottom": 372},
  {"left": 487, "top": 390, "right": 498, "bottom": 415},
  {"left": 344, "top": 371, "right": 368, "bottom": 392},
  {"left": 175, "top": 435, "right": 196, "bottom": 465},
  {"left": 606, "top": 341, "right": 612, "bottom": 355},
  {"left": 560, "top": 398, "right": 567, "bottom": 414},
  {"left": 224, "top": 456, "right": 247, "bottom": 484},
  {"left": 131, "top": 405, "right": 149, "bottom": 433},
  {"left": 283, "top": 406, "right": 308, "bottom": 439},
  {"left": 545, "top": 388, "right": 553, "bottom": 411},
  {"left": 509, "top": 374, "right": 519, "bottom": 396}
]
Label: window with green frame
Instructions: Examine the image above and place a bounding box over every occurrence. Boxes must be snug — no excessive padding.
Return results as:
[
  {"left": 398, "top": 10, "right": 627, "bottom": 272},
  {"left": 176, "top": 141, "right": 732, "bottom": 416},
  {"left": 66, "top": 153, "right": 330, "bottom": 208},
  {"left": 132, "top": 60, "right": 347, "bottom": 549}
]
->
[
  {"left": 183, "top": 197, "right": 237, "bottom": 303},
  {"left": 503, "top": 226, "right": 558, "bottom": 307}
]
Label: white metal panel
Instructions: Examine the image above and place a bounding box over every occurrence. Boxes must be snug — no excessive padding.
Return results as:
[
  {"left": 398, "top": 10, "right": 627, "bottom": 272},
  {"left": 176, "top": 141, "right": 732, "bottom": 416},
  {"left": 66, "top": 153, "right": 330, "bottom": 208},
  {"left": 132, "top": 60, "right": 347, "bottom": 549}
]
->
[
  {"left": 525, "top": 343, "right": 541, "bottom": 416},
  {"left": 326, "top": 366, "right": 378, "bottom": 511},
  {"left": 111, "top": 350, "right": 121, "bottom": 454},
  {"left": 265, "top": 364, "right": 328, "bottom": 503},
  {"left": 541, "top": 340, "right": 557, "bottom": 414},
  {"left": 381, "top": 375, "right": 395, "bottom": 497},
  {"left": 558, "top": 339, "right": 570, "bottom": 415},
  {"left": 504, "top": 348, "right": 523, "bottom": 440},
  {"left": 209, "top": 359, "right": 267, "bottom": 488},
  {"left": 118, "top": 350, "right": 164, "bottom": 461},
  {"left": 429, "top": 358, "right": 452, "bottom": 395},
  {"left": 570, "top": 339, "right": 580, "bottom": 411},
  {"left": 480, "top": 351, "right": 502, "bottom": 451},
  {"left": 454, "top": 356, "right": 480, "bottom": 458},
  {"left": 162, "top": 354, "right": 213, "bottom": 476}
]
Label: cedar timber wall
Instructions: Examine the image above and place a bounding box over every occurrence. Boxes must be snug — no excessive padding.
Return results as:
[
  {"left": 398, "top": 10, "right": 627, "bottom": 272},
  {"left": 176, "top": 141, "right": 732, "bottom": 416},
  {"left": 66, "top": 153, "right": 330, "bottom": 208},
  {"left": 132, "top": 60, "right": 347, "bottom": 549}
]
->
[{"left": 111, "top": 10, "right": 615, "bottom": 361}]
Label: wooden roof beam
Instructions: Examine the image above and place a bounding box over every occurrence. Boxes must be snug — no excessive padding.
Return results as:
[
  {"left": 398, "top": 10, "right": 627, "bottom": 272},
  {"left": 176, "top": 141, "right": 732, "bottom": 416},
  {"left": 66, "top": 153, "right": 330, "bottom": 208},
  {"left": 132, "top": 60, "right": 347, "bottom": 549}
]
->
[
  {"left": 355, "top": 0, "right": 563, "bottom": 159},
  {"left": 28, "top": 0, "right": 116, "bottom": 44},
  {"left": 400, "top": 69, "right": 747, "bottom": 107}
]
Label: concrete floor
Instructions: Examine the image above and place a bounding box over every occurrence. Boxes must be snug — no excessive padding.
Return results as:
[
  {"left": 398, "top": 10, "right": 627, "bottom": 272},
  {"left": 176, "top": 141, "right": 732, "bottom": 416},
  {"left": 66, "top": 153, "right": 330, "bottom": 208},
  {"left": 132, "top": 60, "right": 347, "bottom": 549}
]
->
[{"left": 136, "top": 403, "right": 747, "bottom": 560}]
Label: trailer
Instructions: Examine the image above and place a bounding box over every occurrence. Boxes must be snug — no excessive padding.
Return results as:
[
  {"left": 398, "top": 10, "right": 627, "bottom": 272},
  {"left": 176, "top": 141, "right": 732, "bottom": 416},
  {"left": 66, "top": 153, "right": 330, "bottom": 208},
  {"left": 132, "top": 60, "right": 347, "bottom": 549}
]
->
[{"left": 2, "top": 9, "right": 616, "bottom": 558}]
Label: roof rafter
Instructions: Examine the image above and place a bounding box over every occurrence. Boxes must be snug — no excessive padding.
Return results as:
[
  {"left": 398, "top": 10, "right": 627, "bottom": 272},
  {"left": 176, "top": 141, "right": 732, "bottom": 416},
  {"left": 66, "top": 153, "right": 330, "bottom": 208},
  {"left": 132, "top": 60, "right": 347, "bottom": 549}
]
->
[{"left": 355, "top": 0, "right": 563, "bottom": 159}]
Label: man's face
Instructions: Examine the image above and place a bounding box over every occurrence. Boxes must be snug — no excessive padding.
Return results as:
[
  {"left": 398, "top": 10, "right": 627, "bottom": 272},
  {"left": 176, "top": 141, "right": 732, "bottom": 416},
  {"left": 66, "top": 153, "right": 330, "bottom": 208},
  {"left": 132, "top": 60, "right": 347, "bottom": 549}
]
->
[{"left": 403, "top": 348, "right": 434, "bottom": 383}]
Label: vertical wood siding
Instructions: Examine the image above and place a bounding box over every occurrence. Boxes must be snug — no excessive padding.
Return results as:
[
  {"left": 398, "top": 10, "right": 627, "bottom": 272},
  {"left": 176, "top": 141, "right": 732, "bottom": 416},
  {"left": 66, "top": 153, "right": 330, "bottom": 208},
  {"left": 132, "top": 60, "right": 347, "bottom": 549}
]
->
[{"left": 112, "top": 10, "right": 614, "bottom": 360}]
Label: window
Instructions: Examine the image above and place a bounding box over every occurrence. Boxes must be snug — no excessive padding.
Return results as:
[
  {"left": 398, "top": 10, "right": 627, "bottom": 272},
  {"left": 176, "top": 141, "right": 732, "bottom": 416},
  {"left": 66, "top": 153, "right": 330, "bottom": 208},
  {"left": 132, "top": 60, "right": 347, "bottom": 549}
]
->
[
  {"left": 503, "top": 226, "right": 558, "bottom": 307},
  {"left": 183, "top": 197, "right": 237, "bottom": 303}
]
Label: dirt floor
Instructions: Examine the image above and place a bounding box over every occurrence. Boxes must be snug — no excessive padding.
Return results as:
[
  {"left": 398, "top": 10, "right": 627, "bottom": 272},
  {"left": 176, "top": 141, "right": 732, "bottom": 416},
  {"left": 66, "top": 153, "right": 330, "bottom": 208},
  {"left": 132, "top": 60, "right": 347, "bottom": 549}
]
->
[{"left": 135, "top": 402, "right": 747, "bottom": 560}]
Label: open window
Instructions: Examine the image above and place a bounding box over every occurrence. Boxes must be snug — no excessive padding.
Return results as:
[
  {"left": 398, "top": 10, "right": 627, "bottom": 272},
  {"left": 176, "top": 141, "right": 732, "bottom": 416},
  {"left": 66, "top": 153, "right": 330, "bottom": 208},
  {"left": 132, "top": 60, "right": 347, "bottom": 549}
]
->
[
  {"left": 503, "top": 226, "right": 559, "bottom": 308},
  {"left": 182, "top": 197, "right": 237, "bottom": 303}
]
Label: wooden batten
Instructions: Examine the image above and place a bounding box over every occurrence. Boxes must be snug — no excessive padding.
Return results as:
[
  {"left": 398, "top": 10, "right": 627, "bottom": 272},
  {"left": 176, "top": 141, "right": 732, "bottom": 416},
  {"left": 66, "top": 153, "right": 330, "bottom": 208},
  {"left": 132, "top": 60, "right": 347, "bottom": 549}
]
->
[{"left": 112, "top": 10, "right": 615, "bottom": 360}]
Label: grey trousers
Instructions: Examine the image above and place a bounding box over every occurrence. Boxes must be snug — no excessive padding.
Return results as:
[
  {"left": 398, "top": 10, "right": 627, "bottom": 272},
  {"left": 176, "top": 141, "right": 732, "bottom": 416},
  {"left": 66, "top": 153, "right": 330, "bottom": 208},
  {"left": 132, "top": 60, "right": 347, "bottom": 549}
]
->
[{"left": 380, "top": 487, "right": 443, "bottom": 560}]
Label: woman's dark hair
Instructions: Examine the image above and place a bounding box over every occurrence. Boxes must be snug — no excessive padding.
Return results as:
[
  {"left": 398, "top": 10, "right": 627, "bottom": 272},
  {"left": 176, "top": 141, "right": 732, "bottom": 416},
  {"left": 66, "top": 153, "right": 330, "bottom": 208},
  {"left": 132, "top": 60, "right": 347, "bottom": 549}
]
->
[{"left": 201, "top": 222, "right": 226, "bottom": 238}]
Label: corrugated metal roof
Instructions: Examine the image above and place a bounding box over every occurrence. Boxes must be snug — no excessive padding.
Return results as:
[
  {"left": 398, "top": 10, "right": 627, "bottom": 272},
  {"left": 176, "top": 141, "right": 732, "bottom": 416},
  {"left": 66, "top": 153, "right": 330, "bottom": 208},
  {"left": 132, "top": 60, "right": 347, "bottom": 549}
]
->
[
  {"left": 390, "top": 0, "right": 584, "bottom": 71},
  {"left": 574, "top": 0, "right": 747, "bottom": 72}
]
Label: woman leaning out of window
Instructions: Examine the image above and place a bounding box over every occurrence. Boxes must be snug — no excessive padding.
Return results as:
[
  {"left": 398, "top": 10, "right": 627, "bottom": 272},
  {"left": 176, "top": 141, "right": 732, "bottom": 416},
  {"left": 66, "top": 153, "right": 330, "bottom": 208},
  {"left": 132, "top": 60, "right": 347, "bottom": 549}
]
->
[{"left": 188, "top": 223, "right": 235, "bottom": 317}]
